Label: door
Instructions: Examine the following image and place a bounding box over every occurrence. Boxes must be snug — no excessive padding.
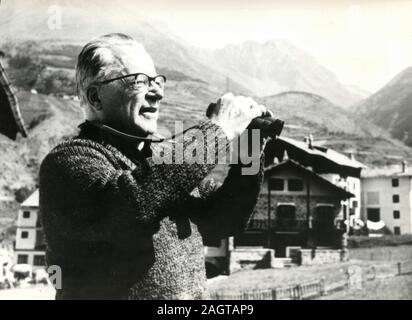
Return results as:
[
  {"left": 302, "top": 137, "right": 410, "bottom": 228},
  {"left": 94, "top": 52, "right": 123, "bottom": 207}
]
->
[{"left": 313, "top": 205, "right": 336, "bottom": 246}]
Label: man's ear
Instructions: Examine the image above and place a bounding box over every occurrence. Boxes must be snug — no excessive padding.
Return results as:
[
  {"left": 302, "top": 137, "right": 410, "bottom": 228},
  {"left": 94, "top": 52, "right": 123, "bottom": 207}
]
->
[{"left": 86, "top": 86, "right": 102, "bottom": 110}]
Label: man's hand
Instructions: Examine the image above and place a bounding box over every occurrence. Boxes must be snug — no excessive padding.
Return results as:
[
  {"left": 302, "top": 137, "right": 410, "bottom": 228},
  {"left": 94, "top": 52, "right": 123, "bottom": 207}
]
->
[{"left": 207, "top": 93, "right": 267, "bottom": 140}]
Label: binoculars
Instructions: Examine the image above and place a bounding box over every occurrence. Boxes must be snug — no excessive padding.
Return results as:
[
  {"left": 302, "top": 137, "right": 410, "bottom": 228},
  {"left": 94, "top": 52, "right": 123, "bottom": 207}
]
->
[{"left": 206, "top": 103, "right": 284, "bottom": 139}]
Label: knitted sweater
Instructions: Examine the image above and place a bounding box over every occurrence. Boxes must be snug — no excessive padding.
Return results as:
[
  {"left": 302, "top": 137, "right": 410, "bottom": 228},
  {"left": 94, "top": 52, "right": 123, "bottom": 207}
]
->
[{"left": 39, "top": 120, "right": 264, "bottom": 300}]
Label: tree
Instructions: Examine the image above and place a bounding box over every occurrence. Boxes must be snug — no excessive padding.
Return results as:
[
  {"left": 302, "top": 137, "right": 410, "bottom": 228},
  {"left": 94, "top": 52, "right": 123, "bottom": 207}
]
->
[{"left": 14, "top": 186, "right": 33, "bottom": 203}]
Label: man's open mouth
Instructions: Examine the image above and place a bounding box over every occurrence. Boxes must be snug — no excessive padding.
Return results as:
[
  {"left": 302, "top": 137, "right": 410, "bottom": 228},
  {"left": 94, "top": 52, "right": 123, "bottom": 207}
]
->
[{"left": 139, "top": 106, "right": 158, "bottom": 114}]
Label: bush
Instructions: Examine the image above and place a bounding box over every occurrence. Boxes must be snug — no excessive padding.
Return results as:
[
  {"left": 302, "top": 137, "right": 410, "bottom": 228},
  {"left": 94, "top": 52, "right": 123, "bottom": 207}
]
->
[
  {"left": 348, "top": 235, "right": 412, "bottom": 248},
  {"left": 7, "top": 54, "right": 46, "bottom": 90},
  {"left": 35, "top": 69, "right": 76, "bottom": 95},
  {"left": 9, "top": 54, "right": 34, "bottom": 69},
  {"left": 14, "top": 187, "right": 33, "bottom": 203}
]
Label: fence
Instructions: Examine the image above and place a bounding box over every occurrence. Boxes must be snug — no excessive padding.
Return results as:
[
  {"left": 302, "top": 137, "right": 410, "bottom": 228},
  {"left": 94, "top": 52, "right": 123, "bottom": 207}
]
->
[
  {"left": 208, "top": 260, "right": 412, "bottom": 300},
  {"left": 349, "top": 245, "right": 412, "bottom": 262}
]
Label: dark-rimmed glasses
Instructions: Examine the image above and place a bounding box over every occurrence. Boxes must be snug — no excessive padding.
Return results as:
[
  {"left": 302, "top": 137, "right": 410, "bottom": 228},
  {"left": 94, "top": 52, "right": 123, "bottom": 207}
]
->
[{"left": 98, "top": 73, "right": 167, "bottom": 90}]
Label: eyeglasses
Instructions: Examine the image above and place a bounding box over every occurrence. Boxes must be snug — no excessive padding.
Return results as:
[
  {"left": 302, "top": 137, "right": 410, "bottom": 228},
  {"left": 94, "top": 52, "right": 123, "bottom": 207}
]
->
[{"left": 98, "top": 73, "right": 167, "bottom": 90}]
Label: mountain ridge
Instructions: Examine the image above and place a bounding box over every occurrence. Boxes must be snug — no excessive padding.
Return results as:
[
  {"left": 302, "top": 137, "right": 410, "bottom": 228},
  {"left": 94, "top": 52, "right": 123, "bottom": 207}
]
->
[
  {"left": 209, "top": 40, "right": 367, "bottom": 106},
  {"left": 0, "top": 1, "right": 367, "bottom": 106},
  {"left": 353, "top": 66, "right": 412, "bottom": 147}
]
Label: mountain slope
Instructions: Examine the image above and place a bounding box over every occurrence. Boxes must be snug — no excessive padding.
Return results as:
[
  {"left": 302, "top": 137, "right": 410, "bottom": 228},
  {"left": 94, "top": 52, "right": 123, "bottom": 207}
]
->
[
  {"left": 0, "top": 92, "right": 83, "bottom": 196},
  {"left": 210, "top": 40, "right": 366, "bottom": 106},
  {"left": 261, "top": 91, "right": 412, "bottom": 166},
  {"left": 353, "top": 67, "right": 412, "bottom": 147}
]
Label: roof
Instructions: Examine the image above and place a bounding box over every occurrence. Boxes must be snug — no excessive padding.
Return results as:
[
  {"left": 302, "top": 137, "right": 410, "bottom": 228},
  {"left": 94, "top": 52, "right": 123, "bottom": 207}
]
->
[
  {"left": 21, "top": 189, "right": 39, "bottom": 207},
  {"left": 264, "top": 136, "right": 365, "bottom": 178},
  {"left": 265, "top": 160, "right": 355, "bottom": 199},
  {"left": 0, "top": 60, "right": 27, "bottom": 140},
  {"left": 361, "top": 165, "right": 412, "bottom": 178}
]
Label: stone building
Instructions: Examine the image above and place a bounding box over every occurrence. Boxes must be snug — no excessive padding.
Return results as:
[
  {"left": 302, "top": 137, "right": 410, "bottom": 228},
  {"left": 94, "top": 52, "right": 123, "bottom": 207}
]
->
[
  {"left": 237, "top": 160, "right": 354, "bottom": 257},
  {"left": 205, "top": 136, "right": 364, "bottom": 273}
]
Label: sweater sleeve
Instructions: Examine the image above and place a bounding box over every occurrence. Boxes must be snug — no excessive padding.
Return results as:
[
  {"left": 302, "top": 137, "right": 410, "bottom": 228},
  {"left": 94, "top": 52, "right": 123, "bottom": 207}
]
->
[
  {"left": 40, "top": 120, "right": 230, "bottom": 226},
  {"left": 189, "top": 154, "right": 265, "bottom": 242}
]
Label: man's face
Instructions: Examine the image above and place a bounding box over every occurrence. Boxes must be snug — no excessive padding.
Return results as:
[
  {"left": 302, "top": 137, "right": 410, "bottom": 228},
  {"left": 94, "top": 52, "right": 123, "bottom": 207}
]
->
[{"left": 97, "top": 44, "right": 163, "bottom": 136}]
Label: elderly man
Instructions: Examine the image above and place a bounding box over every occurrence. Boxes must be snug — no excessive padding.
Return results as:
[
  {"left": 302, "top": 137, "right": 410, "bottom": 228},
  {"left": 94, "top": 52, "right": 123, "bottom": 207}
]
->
[{"left": 40, "top": 33, "right": 267, "bottom": 300}]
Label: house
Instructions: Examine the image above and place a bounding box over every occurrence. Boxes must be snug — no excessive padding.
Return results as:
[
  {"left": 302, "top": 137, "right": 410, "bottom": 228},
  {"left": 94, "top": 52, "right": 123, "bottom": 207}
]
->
[
  {"left": 205, "top": 135, "right": 365, "bottom": 273},
  {"left": 360, "top": 161, "right": 412, "bottom": 235},
  {"left": 271, "top": 136, "right": 365, "bottom": 228},
  {"left": 236, "top": 160, "right": 354, "bottom": 256},
  {"left": 13, "top": 190, "right": 46, "bottom": 269}
]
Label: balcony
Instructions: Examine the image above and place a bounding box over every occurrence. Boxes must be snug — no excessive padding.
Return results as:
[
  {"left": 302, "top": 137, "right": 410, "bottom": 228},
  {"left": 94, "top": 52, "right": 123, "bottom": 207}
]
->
[{"left": 247, "top": 219, "right": 308, "bottom": 232}]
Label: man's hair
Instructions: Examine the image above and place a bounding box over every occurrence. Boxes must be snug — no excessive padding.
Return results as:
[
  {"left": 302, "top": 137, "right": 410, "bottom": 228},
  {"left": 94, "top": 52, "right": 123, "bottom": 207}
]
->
[{"left": 75, "top": 33, "right": 144, "bottom": 108}]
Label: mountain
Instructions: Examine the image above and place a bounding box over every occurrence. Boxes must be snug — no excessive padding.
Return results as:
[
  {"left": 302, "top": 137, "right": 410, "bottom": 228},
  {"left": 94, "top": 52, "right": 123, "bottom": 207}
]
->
[
  {"left": 0, "top": 91, "right": 83, "bottom": 197},
  {"left": 353, "top": 67, "right": 412, "bottom": 147},
  {"left": 260, "top": 91, "right": 412, "bottom": 166},
  {"left": 209, "top": 40, "right": 367, "bottom": 106},
  {"left": 0, "top": 0, "right": 249, "bottom": 96},
  {"left": 345, "top": 84, "right": 371, "bottom": 100},
  {"left": 0, "top": 0, "right": 367, "bottom": 106},
  {"left": 1, "top": 0, "right": 411, "bottom": 200}
]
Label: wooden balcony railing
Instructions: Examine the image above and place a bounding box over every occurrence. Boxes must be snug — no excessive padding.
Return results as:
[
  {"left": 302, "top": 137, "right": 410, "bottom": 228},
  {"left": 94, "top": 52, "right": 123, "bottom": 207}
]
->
[{"left": 247, "top": 219, "right": 309, "bottom": 232}]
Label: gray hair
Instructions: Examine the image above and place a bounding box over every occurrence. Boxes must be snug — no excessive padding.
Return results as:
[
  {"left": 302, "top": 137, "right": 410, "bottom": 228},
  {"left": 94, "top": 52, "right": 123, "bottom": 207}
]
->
[{"left": 75, "top": 33, "right": 143, "bottom": 108}]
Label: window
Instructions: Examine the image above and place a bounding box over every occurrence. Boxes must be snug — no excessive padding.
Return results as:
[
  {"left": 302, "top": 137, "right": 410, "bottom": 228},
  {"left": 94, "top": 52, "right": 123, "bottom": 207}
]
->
[
  {"left": 342, "top": 204, "right": 347, "bottom": 220},
  {"left": 276, "top": 204, "right": 296, "bottom": 220},
  {"left": 366, "top": 192, "right": 379, "bottom": 205},
  {"left": 352, "top": 200, "right": 358, "bottom": 208},
  {"left": 269, "top": 178, "right": 284, "bottom": 191},
  {"left": 288, "top": 179, "right": 304, "bottom": 191},
  {"left": 23, "top": 211, "right": 30, "bottom": 218},
  {"left": 392, "top": 178, "right": 399, "bottom": 187},
  {"left": 21, "top": 231, "right": 29, "bottom": 239},
  {"left": 17, "top": 254, "right": 28, "bottom": 264},
  {"left": 393, "top": 210, "right": 400, "bottom": 219},
  {"left": 393, "top": 195, "right": 400, "bottom": 203},
  {"left": 313, "top": 206, "right": 335, "bottom": 231},
  {"left": 367, "top": 208, "right": 380, "bottom": 222},
  {"left": 394, "top": 226, "right": 401, "bottom": 235},
  {"left": 276, "top": 205, "right": 296, "bottom": 229},
  {"left": 33, "top": 255, "right": 45, "bottom": 266},
  {"left": 315, "top": 205, "right": 334, "bottom": 216}
]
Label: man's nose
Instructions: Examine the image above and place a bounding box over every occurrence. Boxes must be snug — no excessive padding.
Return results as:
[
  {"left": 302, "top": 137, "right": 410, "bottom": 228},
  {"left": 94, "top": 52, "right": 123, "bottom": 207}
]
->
[{"left": 145, "top": 81, "right": 163, "bottom": 101}]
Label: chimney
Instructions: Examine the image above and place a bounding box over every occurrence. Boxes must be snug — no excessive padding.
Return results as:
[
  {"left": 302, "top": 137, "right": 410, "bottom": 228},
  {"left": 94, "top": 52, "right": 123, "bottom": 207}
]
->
[
  {"left": 402, "top": 160, "right": 407, "bottom": 173},
  {"left": 308, "top": 134, "right": 314, "bottom": 149},
  {"left": 283, "top": 150, "right": 289, "bottom": 161},
  {"left": 349, "top": 152, "right": 356, "bottom": 160}
]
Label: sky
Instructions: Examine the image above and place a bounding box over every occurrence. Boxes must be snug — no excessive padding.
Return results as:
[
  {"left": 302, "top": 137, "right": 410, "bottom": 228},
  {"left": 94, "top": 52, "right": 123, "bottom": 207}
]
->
[
  {"left": 137, "top": 0, "right": 412, "bottom": 93},
  {"left": 2, "top": 0, "right": 412, "bottom": 93}
]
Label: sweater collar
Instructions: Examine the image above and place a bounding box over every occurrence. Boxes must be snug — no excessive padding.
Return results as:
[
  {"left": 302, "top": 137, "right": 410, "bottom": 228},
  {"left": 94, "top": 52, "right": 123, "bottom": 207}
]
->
[{"left": 78, "top": 121, "right": 154, "bottom": 160}]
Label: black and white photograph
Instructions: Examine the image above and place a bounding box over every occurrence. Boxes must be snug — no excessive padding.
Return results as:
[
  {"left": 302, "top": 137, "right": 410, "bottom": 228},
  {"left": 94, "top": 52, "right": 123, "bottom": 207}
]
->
[{"left": 0, "top": 0, "right": 412, "bottom": 304}]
